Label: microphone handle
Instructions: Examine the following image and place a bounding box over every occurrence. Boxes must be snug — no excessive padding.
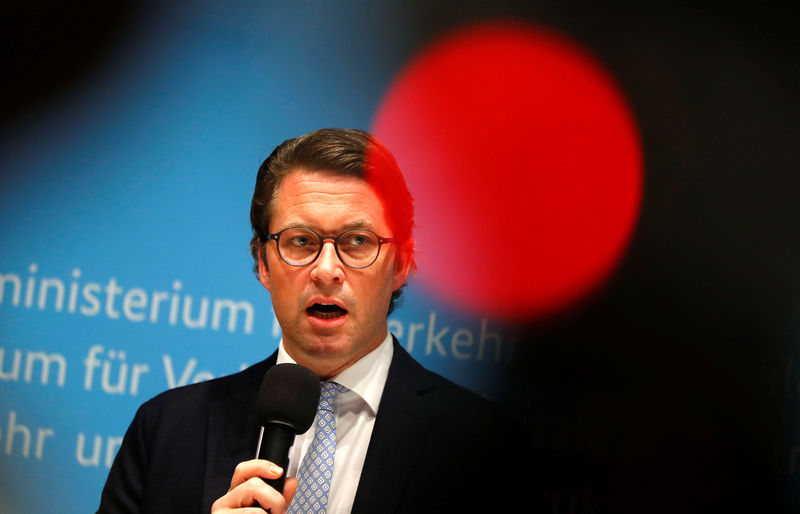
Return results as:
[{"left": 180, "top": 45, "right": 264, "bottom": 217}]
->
[{"left": 256, "top": 423, "right": 296, "bottom": 492}]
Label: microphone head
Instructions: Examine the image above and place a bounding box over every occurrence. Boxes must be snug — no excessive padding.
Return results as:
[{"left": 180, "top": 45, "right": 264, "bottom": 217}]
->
[{"left": 256, "top": 363, "right": 320, "bottom": 434}]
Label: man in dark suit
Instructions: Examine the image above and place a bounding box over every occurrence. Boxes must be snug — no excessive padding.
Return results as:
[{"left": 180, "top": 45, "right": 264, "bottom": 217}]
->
[{"left": 97, "top": 129, "right": 523, "bottom": 513}]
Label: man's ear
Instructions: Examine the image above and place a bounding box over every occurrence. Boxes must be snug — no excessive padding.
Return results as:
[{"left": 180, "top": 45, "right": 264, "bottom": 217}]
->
[
  {"left": 392, "top": 245, "right": 414, "bottom": 291},
  {"left": 257, "top": 246, "right": 272, "bottom": 292}
]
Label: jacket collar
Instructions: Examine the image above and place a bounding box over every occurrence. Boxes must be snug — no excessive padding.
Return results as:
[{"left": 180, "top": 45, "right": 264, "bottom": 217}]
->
[{"left": 350, "top": 337, "right": 439, "bottom": 513}]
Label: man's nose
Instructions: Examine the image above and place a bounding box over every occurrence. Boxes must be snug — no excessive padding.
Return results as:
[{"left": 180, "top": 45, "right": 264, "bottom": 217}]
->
[{"left": 311, "top": 240, "right": 345, "bottom": 282}]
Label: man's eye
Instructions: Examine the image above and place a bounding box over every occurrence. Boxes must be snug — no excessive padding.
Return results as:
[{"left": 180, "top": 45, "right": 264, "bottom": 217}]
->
[{"left": 348, "top": 235, "right": 367, "bottom": 246}]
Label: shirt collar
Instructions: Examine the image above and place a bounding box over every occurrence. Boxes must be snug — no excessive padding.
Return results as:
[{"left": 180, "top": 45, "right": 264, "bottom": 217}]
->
[{"left": 277, "top": 331, "right": 393, "bottom": 415}]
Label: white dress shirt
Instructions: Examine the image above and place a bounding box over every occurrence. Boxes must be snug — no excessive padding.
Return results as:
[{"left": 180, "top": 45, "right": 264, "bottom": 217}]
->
[{"left": 277, "top": 331, "right": 393, "bottom": 513}]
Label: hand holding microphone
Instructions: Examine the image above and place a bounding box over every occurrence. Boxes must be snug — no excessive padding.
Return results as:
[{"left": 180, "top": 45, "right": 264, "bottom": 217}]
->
[{"left": 211, "top": 364, "right": 320, "bottom": 513}]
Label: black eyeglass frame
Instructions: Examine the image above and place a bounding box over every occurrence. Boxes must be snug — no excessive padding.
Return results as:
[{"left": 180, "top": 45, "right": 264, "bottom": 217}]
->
[{"left": 265, "top": 226, "right": 396, "bottom": 269}]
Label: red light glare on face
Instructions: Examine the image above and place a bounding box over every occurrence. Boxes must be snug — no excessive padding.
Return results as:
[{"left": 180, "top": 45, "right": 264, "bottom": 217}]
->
[{"left": 372, "top": 22, "right": 643, "bottom": 320}]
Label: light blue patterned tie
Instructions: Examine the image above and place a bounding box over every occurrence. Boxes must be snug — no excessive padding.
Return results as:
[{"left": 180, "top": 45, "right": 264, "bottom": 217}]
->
[{"left": 289, "top": 381, "right": 346, "bottom": 513}]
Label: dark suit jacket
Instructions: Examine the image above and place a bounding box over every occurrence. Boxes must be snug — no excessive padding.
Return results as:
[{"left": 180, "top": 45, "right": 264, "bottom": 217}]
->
[{"left": 97, "top": 338, "right": 525, "bottom": 513}]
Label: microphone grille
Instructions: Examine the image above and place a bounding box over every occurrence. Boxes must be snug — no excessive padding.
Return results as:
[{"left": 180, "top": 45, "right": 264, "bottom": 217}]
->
[{"left": 256, "top": 363, "right": 320, "bottom": 434}]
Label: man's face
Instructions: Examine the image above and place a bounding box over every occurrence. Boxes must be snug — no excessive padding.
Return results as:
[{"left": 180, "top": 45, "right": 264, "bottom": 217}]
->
[{"left": 258, "top": 169, "right": 409, "bottom": 378}]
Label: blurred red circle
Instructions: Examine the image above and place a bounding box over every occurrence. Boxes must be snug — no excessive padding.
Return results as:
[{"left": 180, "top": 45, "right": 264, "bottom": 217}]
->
[{"left": 372, "top": 21, "right": 642, "bottom": 320}]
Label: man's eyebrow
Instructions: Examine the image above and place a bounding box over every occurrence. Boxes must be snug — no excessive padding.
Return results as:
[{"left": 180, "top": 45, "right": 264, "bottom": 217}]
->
[{"left": 341, "top": 220, "right": 377, "bottom": 231}]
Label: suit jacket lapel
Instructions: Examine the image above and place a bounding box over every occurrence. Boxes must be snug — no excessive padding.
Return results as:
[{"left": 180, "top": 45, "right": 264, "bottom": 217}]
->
[{"left": 351, "top": 338, "right": 438, "bottom": 513}]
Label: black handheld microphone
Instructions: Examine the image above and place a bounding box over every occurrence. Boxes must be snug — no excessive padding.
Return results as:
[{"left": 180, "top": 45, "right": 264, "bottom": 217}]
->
[{"left": 254, "top": 363, "right": 320, "bottom": 492}]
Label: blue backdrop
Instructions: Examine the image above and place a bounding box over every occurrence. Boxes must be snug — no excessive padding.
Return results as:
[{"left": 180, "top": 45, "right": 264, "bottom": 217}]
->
[{"left": 0, "top": 4, "right": 519, "bottom": 511}]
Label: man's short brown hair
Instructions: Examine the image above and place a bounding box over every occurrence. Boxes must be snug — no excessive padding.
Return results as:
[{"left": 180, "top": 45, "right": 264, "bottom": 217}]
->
[{"left": 249, "top": 128, "right": 415, "bottom": 315}]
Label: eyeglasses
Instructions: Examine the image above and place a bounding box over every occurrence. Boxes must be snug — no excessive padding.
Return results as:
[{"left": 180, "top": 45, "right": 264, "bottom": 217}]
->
[{"left": 266, "top": 227, "right": 396, "bottom": 269}]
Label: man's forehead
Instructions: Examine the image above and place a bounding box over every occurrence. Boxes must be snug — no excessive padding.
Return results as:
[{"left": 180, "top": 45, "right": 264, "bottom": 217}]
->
[
  {"left": 276, "top": 168, "right": 369, "bottom": 195},
  {"left": 271, "top": 169, "right": 389, "bottom": 231}
]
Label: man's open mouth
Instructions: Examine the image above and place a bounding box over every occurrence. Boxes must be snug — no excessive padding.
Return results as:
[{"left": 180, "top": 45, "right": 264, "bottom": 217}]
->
[{"left": 307, "top": 303, "right": 348, "bottom": 320}]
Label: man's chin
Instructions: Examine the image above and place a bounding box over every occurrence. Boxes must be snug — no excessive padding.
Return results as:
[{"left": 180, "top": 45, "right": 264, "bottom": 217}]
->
[
  {"left": 291, "top": 339, "right": 354, "bottom": 377},
  {"left": 297, "top": 326, "right": 350, "bottom": 356}
]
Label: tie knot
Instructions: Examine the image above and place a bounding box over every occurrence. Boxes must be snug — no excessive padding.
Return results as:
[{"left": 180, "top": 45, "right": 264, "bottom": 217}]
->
[{"left": 318, "top": 381, "right": 346, "bottom": 412}]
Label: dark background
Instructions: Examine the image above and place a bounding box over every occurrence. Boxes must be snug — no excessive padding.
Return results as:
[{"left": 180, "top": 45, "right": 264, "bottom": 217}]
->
[{"left": 4, "top": 2, "right": 799, "bottom": 512}]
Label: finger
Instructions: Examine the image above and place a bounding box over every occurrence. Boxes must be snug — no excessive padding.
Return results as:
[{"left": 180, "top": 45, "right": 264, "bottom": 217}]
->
[
  {"left": 282, "top": 477, "right": 299, "bottom": 505},
  {"left": 229, "top": 459, "right": 285, "bottom": 490},
  {"left": 212, "top": 476, "right": 288, "bottom": 512},
  {"left": 211, "top": 506, "right": 268, "bottom": 514}
]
